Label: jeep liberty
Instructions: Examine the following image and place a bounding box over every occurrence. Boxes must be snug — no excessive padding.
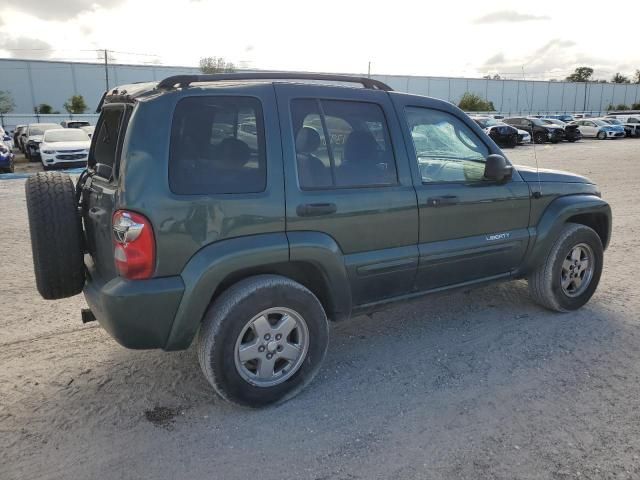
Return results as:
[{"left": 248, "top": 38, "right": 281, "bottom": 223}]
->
[{"left": 25, "top": 73, "right": 612, "bottom": 407}]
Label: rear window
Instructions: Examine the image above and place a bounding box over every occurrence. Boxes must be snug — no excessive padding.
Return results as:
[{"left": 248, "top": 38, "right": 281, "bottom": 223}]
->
[{"left": 169, "top": 96, "right": 267, "bottom": 195}]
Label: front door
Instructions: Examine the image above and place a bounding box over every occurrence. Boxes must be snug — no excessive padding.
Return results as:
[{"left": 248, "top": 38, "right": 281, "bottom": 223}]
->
[
  {"left": 275, "top": 84, "right": 419, "bottom": 306},
  {"left": 391, "top": 95, "right": 532, "bottom": 291}
]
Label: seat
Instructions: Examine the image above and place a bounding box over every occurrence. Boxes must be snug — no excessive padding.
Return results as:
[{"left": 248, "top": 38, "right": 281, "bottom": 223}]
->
[
  {"left": 295, "top": 126, "right": 331, "bottom": 188},
  {"left": 337, "top": 130, "right": 394, "bottom": 186}
]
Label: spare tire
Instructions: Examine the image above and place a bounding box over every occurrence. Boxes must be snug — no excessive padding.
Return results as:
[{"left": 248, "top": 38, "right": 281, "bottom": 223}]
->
[{"left": 25, "top": 172, "right": 85, "bottom": 299}]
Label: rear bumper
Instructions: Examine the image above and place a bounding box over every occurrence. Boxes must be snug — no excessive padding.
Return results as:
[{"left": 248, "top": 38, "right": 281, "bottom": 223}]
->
[{"left": 83, "top": 263, "right": 184, "bottom": 350}]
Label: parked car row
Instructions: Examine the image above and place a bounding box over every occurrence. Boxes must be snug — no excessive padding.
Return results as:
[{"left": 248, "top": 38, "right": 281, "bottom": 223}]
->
[
  {"left": 470, "top": 111, "right": 640, "bottom": 147},
  {"left": 4, "top": 120, "right": 92, "bottom": 171}
]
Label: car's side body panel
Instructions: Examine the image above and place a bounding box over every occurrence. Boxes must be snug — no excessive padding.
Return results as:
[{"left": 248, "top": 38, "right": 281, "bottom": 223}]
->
[{"left": 118, "top": 84, "right": 286, "bottom": 277}]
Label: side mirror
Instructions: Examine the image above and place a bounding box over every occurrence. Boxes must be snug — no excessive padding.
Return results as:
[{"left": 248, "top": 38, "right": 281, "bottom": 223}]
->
[{"left": 484, "top": 154, "right": 513, "bottom": 183}]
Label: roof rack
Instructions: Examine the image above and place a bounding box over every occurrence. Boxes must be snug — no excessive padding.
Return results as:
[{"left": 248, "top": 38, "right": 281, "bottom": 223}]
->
[{"left": 156, "top": 72, "right": 393, "bottom": 91}]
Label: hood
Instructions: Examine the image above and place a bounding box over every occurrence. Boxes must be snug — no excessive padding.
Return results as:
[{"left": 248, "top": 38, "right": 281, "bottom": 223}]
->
[
  {"left": 29, "top": 135, "right": 43, "bottom": 142},
  {"left": 544, "top": 125, "right": 564, "bottom": 130},
  {"left": 41, "top": 140, "right": 90, "bottom": 150},
  {"left": 515, "top": 165, "right": 594, "bottom": 184}
]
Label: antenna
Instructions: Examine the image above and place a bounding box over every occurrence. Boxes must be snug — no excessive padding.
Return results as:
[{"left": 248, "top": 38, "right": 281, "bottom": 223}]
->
[{"left": 522, "top": 66, "right": 542, "bottom": 198}]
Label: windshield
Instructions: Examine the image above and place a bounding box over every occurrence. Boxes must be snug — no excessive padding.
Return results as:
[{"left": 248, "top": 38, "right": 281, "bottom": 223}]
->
[
  {"left": 29, "top": 124, "right": 58, "bottom": 136},
  {"left": 530, "top": 118, "right": 546, "bottom": 126},
  {"left": 593, "top": 119, "right": 609, "bottom": 127},
  {"left": 43, "top": 129, "right": 89, "bottom": 142},
  {"left": 606, "top": 119, "right": 621, "bottom": 125}
]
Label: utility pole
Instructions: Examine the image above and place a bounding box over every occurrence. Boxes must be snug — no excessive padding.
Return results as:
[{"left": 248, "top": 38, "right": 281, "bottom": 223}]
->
[
  {"left": 104, "top": 49, "right": 110, "bottom": 91},
  {"left": 583, "top": 81, "right": 588, "bottom": 112},
  {"left": 367, "top": 61, "right": 371, "bottom": 78}
]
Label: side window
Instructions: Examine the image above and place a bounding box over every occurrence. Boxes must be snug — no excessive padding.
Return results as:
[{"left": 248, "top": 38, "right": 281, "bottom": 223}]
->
[
  {"left": 404, "top": 107, "right": 489, "bottom": 183},
  {"left": 91, "top": 106, "right": 126, "bottom": 177},
  {"left": 169, "top": 96, "right": 266, "bottom": 195},
  {"left": 291, "top": 99, "right": 397, "bottom": 189}
]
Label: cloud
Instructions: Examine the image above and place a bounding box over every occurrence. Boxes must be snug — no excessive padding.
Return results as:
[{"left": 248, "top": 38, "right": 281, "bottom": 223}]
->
[
  {"left": 474, "top": 10, "right": 550, "bottom": 24},
  {"left": 3, "top": 0, "right": 125, "bottom": 20},
  {"left": 0, "top": 35, "right": 53, "bottom": 58},
  {"left": 535, "top": 39, "right": 576, "bottom": 55},
  {"left": 484, "top": 53, "right": 505, "bottom": 66}
]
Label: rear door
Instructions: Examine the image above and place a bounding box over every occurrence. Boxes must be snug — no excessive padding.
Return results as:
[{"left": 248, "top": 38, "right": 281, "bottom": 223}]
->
[
  {"left": 83, "top": 103, "right": 130, "bottom": 281},
  {"left": 275, "top": 84, "right": 419, "bottom": 306}
]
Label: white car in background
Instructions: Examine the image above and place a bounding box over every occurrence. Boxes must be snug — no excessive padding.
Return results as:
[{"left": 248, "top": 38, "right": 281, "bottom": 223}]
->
[
  {"left": 39, "top": 128, "right": 90, "bottom": 170},
  {"left": 80, "top": 125, "right": 95, "bottom": 138},
  {"left": 571, "top": 119, "right": 626, "bottom": 139}
]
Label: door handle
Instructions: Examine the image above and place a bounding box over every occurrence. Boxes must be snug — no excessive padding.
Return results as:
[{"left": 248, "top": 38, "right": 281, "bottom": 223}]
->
[
  {"left": 296, "top": 202, "right": 337, "bottom": 217},
  {"left": 426, "top": 195, "right": 459, "bottom": 207}
]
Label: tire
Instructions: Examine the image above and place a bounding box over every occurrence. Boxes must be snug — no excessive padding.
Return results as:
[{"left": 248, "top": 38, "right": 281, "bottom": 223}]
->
[
  {"left": 597, "top": 131, "right": 607, "bottom": 140},
  {"left": 25, "top": 172, "right": 85, "bottom": 300},
  {"left": 197, "top": 275, "right": 329, "bottom": 407},
  {"left": 533, "top": 132, "right": 547, "bottom": 144},
  {"left": 528, "top": 223, "right": 603, "bottom": 312}
]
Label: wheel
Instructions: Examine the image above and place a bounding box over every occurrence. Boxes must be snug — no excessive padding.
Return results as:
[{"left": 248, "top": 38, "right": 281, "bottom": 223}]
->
[
  {"left": 197, "top": 275, "right": 329, "bottom": 407},
  {"left": 533, "top": 132, "right": 547, "bottom": 144},
  {"left": 597, "top": 131, "right": 607, "bottom": 140},
  {"left": 528, "top": 223, "right": 603, "bottom": 312},
  {"left": 24, "top": 172, "right": 85, "bottom": 299}
]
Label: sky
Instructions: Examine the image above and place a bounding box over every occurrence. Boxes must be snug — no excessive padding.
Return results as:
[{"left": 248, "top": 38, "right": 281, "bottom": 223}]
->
[{"left": 0, "top": 0, "right": 639, "bottom": 81}]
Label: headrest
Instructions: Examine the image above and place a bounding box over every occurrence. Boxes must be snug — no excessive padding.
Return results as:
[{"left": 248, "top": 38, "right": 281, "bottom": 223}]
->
[
  {"left": 219, "top": 137, "right": 250, "bottom": 164},
  {"left": 295, "top": 126, "right": 321, "bottom": 154},
  {"left": 344, "top": 131, "right": 379, "bottom": 163}
]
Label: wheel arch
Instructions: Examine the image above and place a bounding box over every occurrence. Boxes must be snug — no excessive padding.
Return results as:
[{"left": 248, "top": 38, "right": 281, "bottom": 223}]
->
[
  {"left": 523, "top": 194, "right": 612, "bottom": 274},
  {"left": 164, "top": 231, "right": 352, "bottom": 350}
]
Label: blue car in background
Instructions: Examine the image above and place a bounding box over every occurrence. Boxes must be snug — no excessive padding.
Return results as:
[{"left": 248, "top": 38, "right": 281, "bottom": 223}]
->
[
  {"left": 0, "top": 140, "right": 15, "bottom": 173},
  {"left": 571, "top": 119, "right": 626, "bottom": 140}
]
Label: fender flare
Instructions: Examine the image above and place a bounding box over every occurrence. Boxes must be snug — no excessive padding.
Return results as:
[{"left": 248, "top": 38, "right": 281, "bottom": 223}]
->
[
  {"left": 164, "top": 231, "right": 352, "bottom": 350},
  {"left": 165, "top": 233, "right": 290, "bottom": 350},
  {"left": 523, "top": 194, "right": 611, "bottom": 272}
]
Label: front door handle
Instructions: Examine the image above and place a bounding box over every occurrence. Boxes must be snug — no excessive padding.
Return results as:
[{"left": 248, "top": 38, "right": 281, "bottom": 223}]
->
[
  {"left": 426, "top": 195, "right": 459, "bottom": 207},
  {"left": 297, "top": 202, "right": 337, "bottom": 217}
]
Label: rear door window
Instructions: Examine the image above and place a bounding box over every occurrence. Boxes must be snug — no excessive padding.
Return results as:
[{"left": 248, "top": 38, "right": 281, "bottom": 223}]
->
[
  {"left": 169, "top": 96, "right": 267, "bottom": 195},
  {"left": 290, "top": 99, "right": 397, "bottom": 189}
]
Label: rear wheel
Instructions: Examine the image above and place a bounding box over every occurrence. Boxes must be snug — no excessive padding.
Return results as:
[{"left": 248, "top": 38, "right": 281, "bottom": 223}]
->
[
  {"left": 528, "top": 223, "right": 603, "bottom": 312},
  {"left": 197, "top": 275, "right": 329, "bottom": 407},
  {"left": 533, "top": 132, "right": 547, "bottom": 144},
  {"left": 25, "top": 172, "right": 85, "bottom": 299}
]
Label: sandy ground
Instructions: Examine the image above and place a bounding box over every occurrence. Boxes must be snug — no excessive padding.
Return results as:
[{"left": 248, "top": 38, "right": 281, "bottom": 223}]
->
[{"left": 2, "top": 139, "right": 640, "bottom": 480}]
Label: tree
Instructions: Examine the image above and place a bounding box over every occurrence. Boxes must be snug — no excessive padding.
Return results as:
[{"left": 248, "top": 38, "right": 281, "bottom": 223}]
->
[
  {"left": 612, "top": 73, "right": 630, "bottom": 84},
  {"left": 566, "top": 67, "right": 594, "bottom": 82},
  {"left": 63, "top": 95, "right": 88, "bottom": 114},
  {"left": 34, "top": 103, "right": 53, "bottom": 114},
  {"left": 458, "top": 92, "right": 495, "bottom": 111},
  {"left": 634, "top": 70, "right": 640, "bottom": 84},
  {"left": 199, "top": 56, "right": 235, "bottom": 74},
  {"left": 0, "top": 90, "right": 15, "bottom": 114}
]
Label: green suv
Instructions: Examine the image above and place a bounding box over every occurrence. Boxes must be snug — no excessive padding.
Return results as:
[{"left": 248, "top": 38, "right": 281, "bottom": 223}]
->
[{"left": 25, "top": 73, "right": 611, "bottom": 407}]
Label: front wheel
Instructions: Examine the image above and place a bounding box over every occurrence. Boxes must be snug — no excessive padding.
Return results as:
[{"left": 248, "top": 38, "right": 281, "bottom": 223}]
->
[
  {"left": 528, "top": 223, "right": 603, "bottom": 312},
  {"left": 197, "top": 275, "right": 329, "bottom": 407},
  {"left": 597, "top": 131, "right": 607, "bottom": 140}
]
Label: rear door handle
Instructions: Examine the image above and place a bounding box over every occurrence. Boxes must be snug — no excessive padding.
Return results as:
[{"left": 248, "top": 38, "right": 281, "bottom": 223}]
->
[
  {"left": 426, "top": 195, "right": 459, "bottom": 207},
  {"left": 296, "top": 203, "right": 337, "bottom": 217}
]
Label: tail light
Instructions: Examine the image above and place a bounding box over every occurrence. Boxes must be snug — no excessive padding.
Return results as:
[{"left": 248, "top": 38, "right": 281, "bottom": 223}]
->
[{"left": 112, "top": 210, "right": 155, "bottom": 280}]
